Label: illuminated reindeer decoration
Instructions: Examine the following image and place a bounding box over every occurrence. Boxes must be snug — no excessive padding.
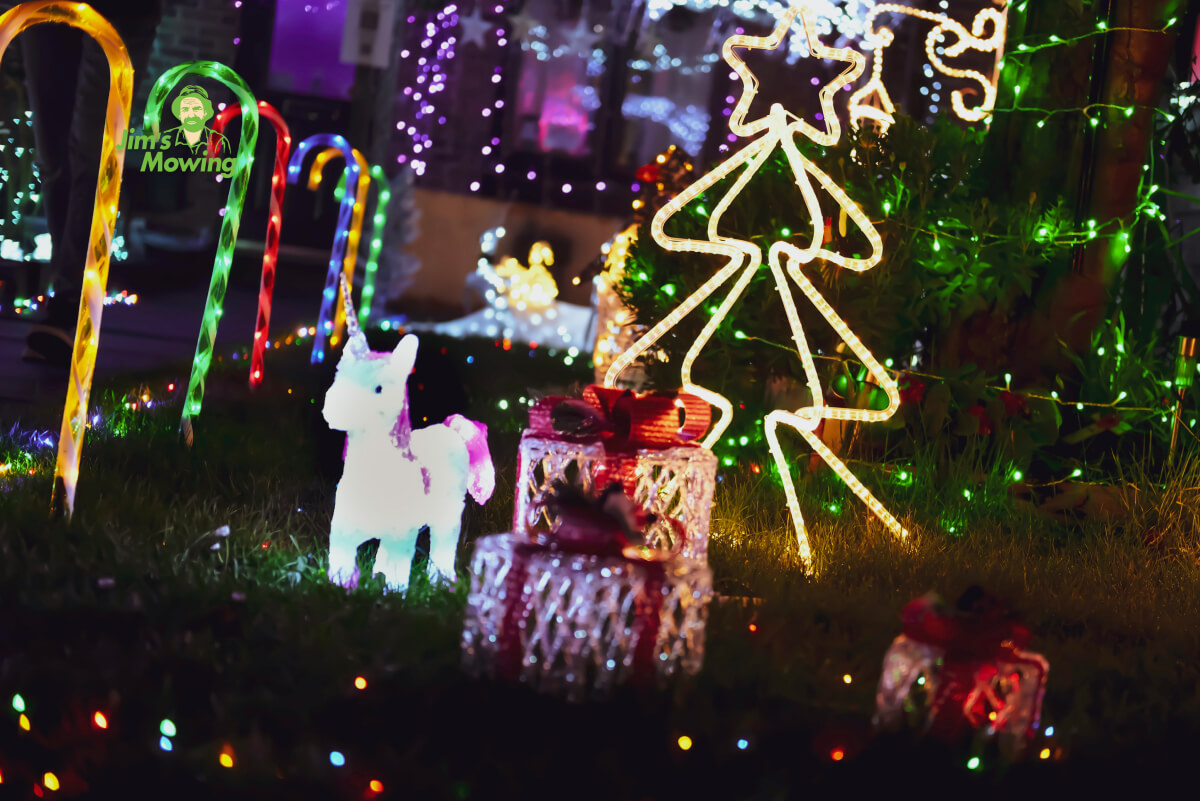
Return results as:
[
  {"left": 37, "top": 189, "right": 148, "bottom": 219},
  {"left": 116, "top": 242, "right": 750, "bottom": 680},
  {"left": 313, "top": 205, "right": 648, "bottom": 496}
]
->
[{"left": 323, "top": 277, "right": 495, "bottom": 590}]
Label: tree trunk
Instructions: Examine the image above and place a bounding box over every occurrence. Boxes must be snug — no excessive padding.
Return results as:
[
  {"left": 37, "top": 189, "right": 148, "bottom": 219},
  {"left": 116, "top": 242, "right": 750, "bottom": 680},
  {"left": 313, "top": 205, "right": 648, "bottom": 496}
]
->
[{"left": 1013, "top": 0, "right": 1183, "bottom": 381}]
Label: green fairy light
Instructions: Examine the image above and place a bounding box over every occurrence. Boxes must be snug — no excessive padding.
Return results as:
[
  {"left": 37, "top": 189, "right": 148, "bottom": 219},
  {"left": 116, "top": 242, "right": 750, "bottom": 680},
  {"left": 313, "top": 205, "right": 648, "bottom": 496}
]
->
[
  {"left": 12, "top": 694, "right": 25, "bottom": 713},
  {"left": 663, "top": 283, "right": 676, "bottom": 297},
  {"left": 1072, "top": 468, "right": 1082, "bottom": 478},
  {"left": 146, "top": 62, "right": 260, "bottom": 445},
  {"left": 358, "top": 164, "right": 392, "bottom": 323}
]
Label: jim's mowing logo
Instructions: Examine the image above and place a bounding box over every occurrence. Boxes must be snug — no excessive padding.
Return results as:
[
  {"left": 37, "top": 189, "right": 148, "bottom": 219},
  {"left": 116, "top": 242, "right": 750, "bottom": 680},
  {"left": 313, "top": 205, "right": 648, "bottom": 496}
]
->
[{"left": 120, "top": 85, "right": 236, "bottom": 176}]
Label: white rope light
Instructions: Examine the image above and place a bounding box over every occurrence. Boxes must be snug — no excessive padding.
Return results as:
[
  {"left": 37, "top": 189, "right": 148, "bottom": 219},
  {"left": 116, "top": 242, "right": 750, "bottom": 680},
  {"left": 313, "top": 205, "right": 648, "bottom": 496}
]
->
[
  {"left": 849, "top": 2, "right": 1008, "bottom": 131},
  {"left": 604, "top": 1, "right": 907, "bottom": 572}
]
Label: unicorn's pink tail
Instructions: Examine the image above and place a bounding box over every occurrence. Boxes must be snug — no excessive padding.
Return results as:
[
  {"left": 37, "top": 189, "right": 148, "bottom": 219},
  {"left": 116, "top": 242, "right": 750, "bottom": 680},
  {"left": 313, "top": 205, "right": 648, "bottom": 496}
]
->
[{"left": 444, "top": 414, "right": 495, "bottom": 505}]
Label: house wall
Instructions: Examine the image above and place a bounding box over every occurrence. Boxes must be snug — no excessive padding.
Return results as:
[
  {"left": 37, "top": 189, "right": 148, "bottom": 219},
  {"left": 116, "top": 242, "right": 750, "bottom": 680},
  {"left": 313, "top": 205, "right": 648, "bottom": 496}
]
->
[{"left": 398, "top": 187, "right": 624, "bottom": 311}]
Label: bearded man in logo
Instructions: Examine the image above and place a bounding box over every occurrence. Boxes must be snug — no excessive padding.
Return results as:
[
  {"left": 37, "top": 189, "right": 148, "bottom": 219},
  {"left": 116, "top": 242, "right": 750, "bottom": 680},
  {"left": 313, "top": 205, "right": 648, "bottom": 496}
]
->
[{"left": 166, "top": 84, "right": 231, "bottom": 155}]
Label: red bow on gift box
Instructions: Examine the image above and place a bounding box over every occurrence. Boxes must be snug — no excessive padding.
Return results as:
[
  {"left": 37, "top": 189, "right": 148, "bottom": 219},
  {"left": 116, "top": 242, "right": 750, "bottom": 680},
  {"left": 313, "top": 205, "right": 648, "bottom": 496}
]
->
[
  {"left": 901, "top": 590, "right": 1032, "bottom": 661},
  {"left": 528, "top": 385, "right": 712, "bottom": 451}
]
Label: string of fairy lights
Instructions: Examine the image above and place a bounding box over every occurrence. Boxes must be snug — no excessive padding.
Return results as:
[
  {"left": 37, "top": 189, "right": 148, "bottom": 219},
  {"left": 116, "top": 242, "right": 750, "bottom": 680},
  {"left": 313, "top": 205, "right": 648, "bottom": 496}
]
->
[{"left": 0, "top": 657, "right": 1060, "bottom": 794}]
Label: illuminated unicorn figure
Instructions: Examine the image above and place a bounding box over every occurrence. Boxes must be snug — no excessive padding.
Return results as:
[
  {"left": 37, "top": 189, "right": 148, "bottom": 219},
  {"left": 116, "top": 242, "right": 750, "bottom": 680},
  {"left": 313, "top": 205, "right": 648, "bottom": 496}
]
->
[
  {"left": 604, "top": 2, "right": 907, "bottom": 572},
  {"left": 323, "top": 277, "right": 495, "bottom": 590}
]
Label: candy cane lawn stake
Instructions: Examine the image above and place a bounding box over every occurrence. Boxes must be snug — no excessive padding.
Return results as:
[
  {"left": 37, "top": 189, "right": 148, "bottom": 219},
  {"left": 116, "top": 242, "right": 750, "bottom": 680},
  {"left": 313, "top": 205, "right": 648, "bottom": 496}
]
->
[
  {"left": 144, "top": 61, "right": 259, "bottom": 445},
  {"left": 286, "top": 134, "right": 361, "bottom": 364},
  {"left": 210, "top": 101, "right": 292, "bottom": 388},
  {"left": 0, "top": 2, "right": 133, "bottom": 518},
  {"left": 359, "top": 164, "right": 392, "bottom": 323},
  {"left": 307, "top": 146, "right": 369, "bottom": 350}
]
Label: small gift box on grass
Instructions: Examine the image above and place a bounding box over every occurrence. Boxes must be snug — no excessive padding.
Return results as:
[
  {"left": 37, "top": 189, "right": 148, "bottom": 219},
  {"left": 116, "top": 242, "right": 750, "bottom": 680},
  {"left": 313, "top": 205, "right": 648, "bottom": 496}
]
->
[
  {"left": 514, "top": 385, "right": 717, "bottom": 561},
  {"left": 874, "top": 588, "right": 1049, "bottom": 757},
  {"left": 463, "top": 483, "right": 712, "bottom": 701}
]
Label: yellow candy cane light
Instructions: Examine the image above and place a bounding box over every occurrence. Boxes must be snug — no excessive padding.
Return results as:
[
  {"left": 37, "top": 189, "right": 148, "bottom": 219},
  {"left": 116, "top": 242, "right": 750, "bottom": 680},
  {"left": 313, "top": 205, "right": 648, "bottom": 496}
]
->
[
  {"left": 0, "top": 2, "right": 133, "bottom": 518},
  {"left": 308, "top": 146, "right": 370, "bottom": 349},
  {"left": 849, "top": 3, "right": 1008, "bottom": 132},
  {"left": 603, "top": 1, "right": 907, "bottom": 572}
]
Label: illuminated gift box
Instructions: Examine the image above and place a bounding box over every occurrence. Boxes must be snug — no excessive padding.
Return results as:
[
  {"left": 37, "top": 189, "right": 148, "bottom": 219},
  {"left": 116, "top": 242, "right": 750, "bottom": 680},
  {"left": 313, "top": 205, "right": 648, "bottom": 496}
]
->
[
  {"left": 462, "top": 487, "right": 711, "bottom": 700},
  {"left": 874, "top": 591, "right": 1049, "bottom": 757},
  {"left": 512, "top": 385, "right": 717, "bottom": 561}
]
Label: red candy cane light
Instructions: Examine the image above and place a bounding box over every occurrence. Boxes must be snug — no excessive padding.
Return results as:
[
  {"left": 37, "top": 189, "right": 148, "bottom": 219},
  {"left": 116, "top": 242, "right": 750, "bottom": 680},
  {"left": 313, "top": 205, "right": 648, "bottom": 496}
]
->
[{"left": 210, "top": 100, "right": 292, "bottom": 387}]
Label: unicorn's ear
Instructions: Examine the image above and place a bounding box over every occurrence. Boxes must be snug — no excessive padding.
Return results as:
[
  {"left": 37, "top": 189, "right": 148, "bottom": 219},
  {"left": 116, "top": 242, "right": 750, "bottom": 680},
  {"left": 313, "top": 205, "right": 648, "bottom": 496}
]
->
[{"left": 390, "top": 333, "right": 419, "bottom": 377}]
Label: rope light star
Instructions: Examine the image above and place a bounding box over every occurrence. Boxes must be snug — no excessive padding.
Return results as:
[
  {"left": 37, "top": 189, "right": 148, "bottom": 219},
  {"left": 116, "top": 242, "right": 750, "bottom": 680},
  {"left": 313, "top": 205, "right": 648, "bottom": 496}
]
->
[
  {"left": 603, "top": 1, "right": 907, "bottom": 571},
  {"left": 849, "top": 3, "right": 1008, "bottom": 131}
]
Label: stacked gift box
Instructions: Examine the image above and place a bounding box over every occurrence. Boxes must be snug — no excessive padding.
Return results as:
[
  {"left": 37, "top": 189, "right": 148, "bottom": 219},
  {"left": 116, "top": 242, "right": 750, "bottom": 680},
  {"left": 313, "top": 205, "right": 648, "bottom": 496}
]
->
[{"left": 462, "top": 385, "right": 717, "bottom": 699}]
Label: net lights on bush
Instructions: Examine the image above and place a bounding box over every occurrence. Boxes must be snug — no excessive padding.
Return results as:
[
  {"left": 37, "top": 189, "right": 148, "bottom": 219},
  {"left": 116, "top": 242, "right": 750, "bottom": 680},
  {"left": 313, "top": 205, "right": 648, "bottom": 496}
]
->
[
  {"left": 0, "top": 1, "right": 134, "bottom": 520},
  {"left": 848, "top": 3, "right": 1007, "bottom": 132},
  {"left": 604, "top": 1, "right": 906, "bottom": 571}
]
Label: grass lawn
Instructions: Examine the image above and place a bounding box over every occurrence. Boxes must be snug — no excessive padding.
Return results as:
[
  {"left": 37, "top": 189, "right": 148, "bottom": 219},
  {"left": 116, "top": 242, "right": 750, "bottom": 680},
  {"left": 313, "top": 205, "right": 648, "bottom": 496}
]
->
[{"left": 2, "top": 331, "right": 1199, "bottom": 799}]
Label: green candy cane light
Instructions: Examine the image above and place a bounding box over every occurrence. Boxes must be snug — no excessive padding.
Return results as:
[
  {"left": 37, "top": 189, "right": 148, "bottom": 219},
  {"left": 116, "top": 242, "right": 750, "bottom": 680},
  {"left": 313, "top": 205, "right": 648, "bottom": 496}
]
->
[
  {"left": 144, "top": 61, "right": 259, "bottom": 445},
  {"left": 359, "top": 165, "right": 392, "bottom": 322}
]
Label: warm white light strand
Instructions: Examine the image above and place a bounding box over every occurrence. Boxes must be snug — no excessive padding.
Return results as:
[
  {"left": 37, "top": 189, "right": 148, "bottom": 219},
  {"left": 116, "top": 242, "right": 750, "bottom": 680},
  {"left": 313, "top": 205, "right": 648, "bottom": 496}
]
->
[
  {"left": 849, "top": 3, "right": 1007, "bottom": 131},
  {"left": 604, "top": 1, "right": 906, "bottom": 571}
]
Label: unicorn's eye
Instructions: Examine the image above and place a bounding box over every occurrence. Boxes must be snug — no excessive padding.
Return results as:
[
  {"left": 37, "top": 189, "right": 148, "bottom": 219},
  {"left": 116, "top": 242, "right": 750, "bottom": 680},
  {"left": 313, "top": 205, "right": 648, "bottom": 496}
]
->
[{"left": 374, "top": 385, "right": 383, "bottom": 394}]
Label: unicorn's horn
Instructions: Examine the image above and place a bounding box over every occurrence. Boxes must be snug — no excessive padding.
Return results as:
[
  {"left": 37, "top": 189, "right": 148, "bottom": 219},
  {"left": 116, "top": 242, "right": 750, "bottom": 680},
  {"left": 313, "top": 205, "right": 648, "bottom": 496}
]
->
[{"left": 339, "top": 273, "right": 362, "bottom": 342}]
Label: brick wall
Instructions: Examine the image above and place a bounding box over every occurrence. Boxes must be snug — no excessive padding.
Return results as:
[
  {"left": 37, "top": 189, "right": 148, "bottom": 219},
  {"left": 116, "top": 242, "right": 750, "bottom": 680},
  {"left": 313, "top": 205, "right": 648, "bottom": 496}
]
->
[{"left": 136, "top": 0, "right": 244, "bottom": 110}]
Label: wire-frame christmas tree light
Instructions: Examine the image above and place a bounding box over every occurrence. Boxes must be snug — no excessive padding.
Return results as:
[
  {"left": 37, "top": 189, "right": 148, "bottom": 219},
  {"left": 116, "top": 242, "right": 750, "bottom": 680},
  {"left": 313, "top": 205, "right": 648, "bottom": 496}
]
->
[{"left": 603, "top": 1, "right": 907, "bottom": 571}]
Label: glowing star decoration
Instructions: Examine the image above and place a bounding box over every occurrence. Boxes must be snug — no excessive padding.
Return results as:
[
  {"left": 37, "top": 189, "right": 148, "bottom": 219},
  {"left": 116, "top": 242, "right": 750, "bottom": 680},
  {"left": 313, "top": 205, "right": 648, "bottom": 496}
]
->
[
  {"left": 604, "top": 2, "right": 907, "bottom": 571},
  {"left": 210, "top": 100, "right": 292, "bottom": 388},
  {"left": 144, "top": 61, "right": 260, "bottom": 445},
  {"left": 562, "top": 13, "right": 601, "bottom": 56},
  {"left": 457, "top": 4, "right": 493, "bottom": 48},
  {"left": 0, "top": 2, "right": 134, "bottom": 518},
  {"left": 307, "top": 146, "right": 370, "bottom": 350},
  {"left": 494, "top": 241, "right": 557, "bottom": 313},
  {"left": 849, "top": 3, "right": 1007, "bottom": 131},
  {"left": 286, "top": 134, "right": 361, "bottom": 364},
  {"left": 323, "top": 276, "right": 495, "bottom": 591},
  {"left": 505, "top": 8, "right": 540, "bottom": 43}
]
